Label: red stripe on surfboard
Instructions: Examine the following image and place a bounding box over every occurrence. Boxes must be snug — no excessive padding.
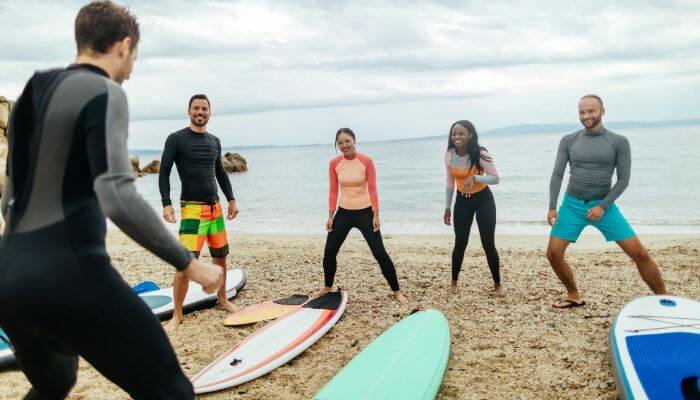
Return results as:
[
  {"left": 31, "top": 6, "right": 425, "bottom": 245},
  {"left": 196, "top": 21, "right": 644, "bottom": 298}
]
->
[{"left": 194, "top": 309, "right": 337, "bottom": 389}]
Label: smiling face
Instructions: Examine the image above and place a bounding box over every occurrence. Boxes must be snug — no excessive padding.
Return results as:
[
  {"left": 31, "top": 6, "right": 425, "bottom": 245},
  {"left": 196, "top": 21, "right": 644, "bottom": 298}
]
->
[
  {"left": 336, "top": 132, "right": 356, "bottom": 157},
  {"left": 451, "top": 124, "right": 471, "bottom": 149},
  {"left": 578, "top": 97, "right": 605, "bottom": 131},
  {"left": 189, "top": 98, "right": 210, "bottom": 128}
]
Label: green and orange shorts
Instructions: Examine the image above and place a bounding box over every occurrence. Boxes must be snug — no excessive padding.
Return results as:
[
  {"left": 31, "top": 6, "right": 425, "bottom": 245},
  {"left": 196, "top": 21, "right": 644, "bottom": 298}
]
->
[{"left": 178, "top": 200, "right": 229, "bottom": 258}]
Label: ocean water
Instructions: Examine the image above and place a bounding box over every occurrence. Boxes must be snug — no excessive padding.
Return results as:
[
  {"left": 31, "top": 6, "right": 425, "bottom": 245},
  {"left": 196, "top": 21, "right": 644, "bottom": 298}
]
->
[{"left": 132, "top": 124, "right": 700, "bottom": 235}]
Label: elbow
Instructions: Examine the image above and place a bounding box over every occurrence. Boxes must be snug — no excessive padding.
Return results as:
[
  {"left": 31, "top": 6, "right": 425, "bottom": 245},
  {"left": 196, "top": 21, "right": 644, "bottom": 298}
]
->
[{"left": 93, "top": 174, "right": 135, "bottom": 220}]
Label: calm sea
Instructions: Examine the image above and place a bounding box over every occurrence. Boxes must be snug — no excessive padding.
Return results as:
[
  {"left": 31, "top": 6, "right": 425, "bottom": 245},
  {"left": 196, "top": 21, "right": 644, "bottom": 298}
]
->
[{"left": 131, "top": 124, "right": 700, "bottom": 235}]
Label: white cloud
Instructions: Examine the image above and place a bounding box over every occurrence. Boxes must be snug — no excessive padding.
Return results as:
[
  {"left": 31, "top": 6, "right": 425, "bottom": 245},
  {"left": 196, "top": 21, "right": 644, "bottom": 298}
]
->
[{"left": 1, "top": 0, "right": 698, "bottom": 148}]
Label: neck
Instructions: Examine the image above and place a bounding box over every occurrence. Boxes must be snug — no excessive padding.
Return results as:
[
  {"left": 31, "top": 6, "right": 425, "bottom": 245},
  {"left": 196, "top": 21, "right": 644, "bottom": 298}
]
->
[
  {"left": 189, "top": 124, "right": 207, "bottom": 133},
  {"left": 455, "top": 145, "right": 467, "bottom": 156},
  {"left": 343, "top": 150, "right": 356, "bottom": 159},
  {"left": 75, "top": 54, "right": 117, "bottom": 81}
]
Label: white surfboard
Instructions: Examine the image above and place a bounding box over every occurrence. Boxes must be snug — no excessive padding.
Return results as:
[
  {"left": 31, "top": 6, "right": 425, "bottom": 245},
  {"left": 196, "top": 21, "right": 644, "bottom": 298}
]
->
[
  {"left": 0, "top": 326, "right": 15, "bottom": 369},
  {"left": 191, "top": 290, "right": 348, "bottom": 394},
  {"left": 138, "top": 268, "right": 246, "bottom": 320},
  {"left": 611, "top": 295, "right": 700, "bottom": 400}
]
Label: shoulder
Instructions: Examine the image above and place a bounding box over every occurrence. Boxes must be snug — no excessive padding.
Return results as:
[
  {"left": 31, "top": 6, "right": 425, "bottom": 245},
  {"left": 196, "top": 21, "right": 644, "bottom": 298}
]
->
[
  {"left": 329, "top": 154, "right": 344, "bottom": 167},
  {"left": 604, "top": 129, "right": 629, "bottom": 146},
  {"left": 166, "top": 129, "right": 188, "bottom": 143},
  {"left": 560, "top": 130, "right": 583, "bottom": 146},
  {"left": 479, "top": 148, "right": 493, "bottom": 159},
  {"left": 205, "top": 131, "right": 220, "bottom": 141},
  {"left": 49, "top": 67, "right": 111, "bottom": 106},
  {"left": 565, "top": 129, "right": 583, "bottom": 140},
  {"left": 356, "top": 152, "right": 373, "bottom": 162}
]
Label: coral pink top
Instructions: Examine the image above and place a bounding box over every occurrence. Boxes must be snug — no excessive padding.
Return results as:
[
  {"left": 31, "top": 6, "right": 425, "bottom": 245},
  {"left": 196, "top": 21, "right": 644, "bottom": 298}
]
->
[{"left": 328, "top": 152, "right": 379, "bottom": 211}]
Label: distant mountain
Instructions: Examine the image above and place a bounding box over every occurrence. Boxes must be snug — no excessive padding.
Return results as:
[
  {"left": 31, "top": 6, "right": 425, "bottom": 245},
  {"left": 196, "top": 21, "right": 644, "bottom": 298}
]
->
[
  {"left": 129, "top": 118, "right": 700, "bottom": 152},
  {"left": 482, "top": 118, "right": 700, "bottom": 136}
]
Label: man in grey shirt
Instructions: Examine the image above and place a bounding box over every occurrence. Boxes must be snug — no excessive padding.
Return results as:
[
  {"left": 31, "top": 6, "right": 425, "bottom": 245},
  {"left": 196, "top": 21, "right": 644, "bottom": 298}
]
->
[{"left": 546, "top": 94, "right": 666, "bottom": 308}]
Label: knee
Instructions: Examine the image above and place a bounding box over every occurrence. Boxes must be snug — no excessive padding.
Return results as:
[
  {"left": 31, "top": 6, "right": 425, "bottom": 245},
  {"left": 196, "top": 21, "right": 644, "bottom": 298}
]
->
[
  {"left": 630, "top": 248, "right": 651, "bottom": 264},
  {"left": 546, "top": 248, "right": 563, "bottom": 264}
]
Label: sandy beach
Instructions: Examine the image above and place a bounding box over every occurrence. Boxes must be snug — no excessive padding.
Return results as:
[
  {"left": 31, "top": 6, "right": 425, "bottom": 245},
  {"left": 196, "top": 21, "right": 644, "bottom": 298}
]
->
[{"left": 1, "top": 231, "right": 698, "bottom": 399}]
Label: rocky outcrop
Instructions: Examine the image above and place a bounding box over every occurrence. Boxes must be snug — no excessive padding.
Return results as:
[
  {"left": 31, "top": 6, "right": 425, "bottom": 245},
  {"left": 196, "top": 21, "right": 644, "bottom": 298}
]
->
[
  {"left": 130, "top": 156, "right": 141, "bottom": 174},
  {"left": 222, "top": 152, "right": 247, "bottom": 173},
  {"left": 0, "top": 96, "right": 14, "bottom": 196},
  {"left": 142, "top": 160, "right": 160, "bottom": 174}
]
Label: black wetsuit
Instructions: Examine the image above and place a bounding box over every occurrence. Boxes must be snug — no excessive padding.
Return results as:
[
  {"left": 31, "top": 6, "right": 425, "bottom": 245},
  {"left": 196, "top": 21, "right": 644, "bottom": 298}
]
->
[
  {"left": 0, "top": 64, "right": 194, "bottom": 399},
  {"left": 158, "top": 128, "right": 234, "bottom": 206}
]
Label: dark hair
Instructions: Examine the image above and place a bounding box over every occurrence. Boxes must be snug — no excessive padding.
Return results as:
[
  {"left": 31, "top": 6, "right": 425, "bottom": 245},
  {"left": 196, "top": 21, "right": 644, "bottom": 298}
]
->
[
  {"left": 447, "top": 120, "right": 490, "bottom": 172},
  {"left": 580, "top": 94, "right": 604, "bottom": 109},
  {"left": 335, "top": 127, "right": 356, "bottom": 144},
  {"left": 75, "top": 1, "right": 140, "bottom": 54},
  {"left": 189, "top": 94, "right": 211, "bottom": 109}
]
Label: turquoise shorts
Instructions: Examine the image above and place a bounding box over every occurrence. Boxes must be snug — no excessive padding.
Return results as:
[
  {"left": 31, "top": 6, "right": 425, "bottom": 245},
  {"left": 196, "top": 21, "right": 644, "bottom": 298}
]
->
[{"left": 550, "top": 193, "right": 635, "bottom": 243}]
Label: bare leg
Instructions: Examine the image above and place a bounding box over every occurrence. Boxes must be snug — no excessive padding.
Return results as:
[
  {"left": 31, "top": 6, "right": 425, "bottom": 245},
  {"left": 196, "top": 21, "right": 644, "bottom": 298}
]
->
[
  {"left": 164, "top": 271, "right": 189, "bottom": 334},
  {"left": 616, "top": 236, "right": 667, "bottom": 295},
  {"left": 211, "top": 256, "right": 237, "bottom": 313},
  {"left": 546, "top": 236, "right": 584, "bottom": 307}
]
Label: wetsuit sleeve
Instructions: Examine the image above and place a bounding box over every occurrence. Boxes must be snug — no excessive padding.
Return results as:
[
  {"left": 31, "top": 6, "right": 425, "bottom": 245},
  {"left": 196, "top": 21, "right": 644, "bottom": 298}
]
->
[
  {"left": 1, "top": 79, "right": 33, "bottom": 227},
  {"left": 214, "top": 138, "right": 235, "bottom": 201},
  {"left": 85, "top": 84, "right": 192, "bottom": 270},
  {"left": 474, "top": 150, "right": 500, "bottom": 185},
  {"left": 549, "top": 135, "right": 569, "bottom": 210},
  {"left": 364, "top": 156, "right": 380, "bottom": 212},
  {"left": 158, "top": 134, "right": 177, "bottom": 207},
  {"left": 599, "top": 136, "right": 631, "bottom": 210},
  {"left": 445, "top": 151, "right": 454, "bottom": 208},
  {"left": 328, "top": 158, "right": 339, "bottom": 212}
]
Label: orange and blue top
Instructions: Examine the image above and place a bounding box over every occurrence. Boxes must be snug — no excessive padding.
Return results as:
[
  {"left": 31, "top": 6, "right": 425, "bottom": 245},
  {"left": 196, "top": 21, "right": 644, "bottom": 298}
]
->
[
  {"left": 445, "top": 148, "right": 500, "bottom": 207},
  {"left": 329, "top": 152, "right": 379, "bottom": 211}
]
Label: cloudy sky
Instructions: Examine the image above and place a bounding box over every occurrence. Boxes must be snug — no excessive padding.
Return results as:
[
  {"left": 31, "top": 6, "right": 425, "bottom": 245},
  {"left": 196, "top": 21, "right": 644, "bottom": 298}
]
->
[{"left": 1, "top": 0, "right": 699, "bottom": 148}]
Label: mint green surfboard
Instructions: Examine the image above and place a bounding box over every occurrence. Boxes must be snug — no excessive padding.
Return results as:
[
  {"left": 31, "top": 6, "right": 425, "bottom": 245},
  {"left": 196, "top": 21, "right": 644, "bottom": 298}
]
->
[{"left": 315, "top": 309, "right": 450, "bottom": 400}]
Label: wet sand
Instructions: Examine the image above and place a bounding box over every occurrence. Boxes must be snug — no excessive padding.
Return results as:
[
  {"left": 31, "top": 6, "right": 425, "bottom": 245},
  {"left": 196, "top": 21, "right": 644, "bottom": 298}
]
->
[{"left": 1, "top": 232, "right": 698, "bottom": 399}]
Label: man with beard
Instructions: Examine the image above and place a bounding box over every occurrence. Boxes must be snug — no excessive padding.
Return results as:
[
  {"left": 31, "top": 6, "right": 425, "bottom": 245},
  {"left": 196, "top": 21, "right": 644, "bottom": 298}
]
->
[
  {"left": 546, "top": 94, "right": 667, "bottom": 309},
  {"left": 159, "top": 94, "right": 238, "bottom": 333},
  {"left": 0, "top": 2, "right": 222, "bottom": 398}
]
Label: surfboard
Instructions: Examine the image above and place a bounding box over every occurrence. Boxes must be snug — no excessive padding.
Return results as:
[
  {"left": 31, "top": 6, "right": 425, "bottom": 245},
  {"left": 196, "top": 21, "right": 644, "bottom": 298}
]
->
[
  {"left": 192, "top": 290, "right": 348, "bottom": 394},
  {"left": 223, "top": 294, "right": 310, "bottom": 326},
  {"left": 611, "top": 295, "right": 700, "bottom": 400},
  {"left": 0, "top": 326, "right": 16, "bottom": 369},
  {"left": 133, "top": 281, "right": 160, "bottom": 294},
  {"left": 314, "top": 308, "right": 450, "bottom": 400},
  {"left": 139, "top": 268, "right": 246, "bottom": 320}
]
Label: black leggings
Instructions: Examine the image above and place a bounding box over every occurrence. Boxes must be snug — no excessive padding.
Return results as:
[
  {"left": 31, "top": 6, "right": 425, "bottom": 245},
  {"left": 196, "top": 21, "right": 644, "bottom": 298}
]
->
[
  {"left": 323, "top": 207, "right": 400, "bottom": 291},
  {"left": 452, "top": 187, "right": 501, "bottom": 284},
  {"left": 0, "top": 214, "right": 193, "bottom": 399}
]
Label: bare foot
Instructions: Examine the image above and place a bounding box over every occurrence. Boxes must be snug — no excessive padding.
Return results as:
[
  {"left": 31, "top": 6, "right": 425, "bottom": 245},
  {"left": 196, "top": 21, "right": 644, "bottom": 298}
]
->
[
  {"left": 394, "top": 291, "right": 407, "bottom": 304},
  {"left": 163, "top": 315, "right": 182, "bottom": 334},
  {"left": 314, "top": 287, "right": 332, "bottom": 297},
  {"left": 494, "top": 284, "right": 505, "bottom": 298},
  {"left": 449, "top": 280, "right": 458, "bottom": 294},
  {"left": 217, "top": 299, "right": 238, "bottom": 313}
]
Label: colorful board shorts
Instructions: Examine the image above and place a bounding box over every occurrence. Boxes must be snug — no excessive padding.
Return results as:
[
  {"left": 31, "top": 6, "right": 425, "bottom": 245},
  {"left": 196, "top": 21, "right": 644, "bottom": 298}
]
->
[
  {"left": 179, "top": 200, "right": 229, "bottom": 258},
  {"left": 550, "top": 193, "right": 636, "bottom": 243}
]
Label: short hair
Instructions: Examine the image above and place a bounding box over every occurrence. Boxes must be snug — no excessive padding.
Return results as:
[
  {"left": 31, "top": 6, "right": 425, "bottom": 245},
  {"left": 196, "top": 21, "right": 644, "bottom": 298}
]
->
[
  {"left": 580, "top": 94, "right": 604, "bottom": 109},
  {"left": 75, "top": 1, "right": 140, "bottom": 54},
  {"left": 188, "top": 94, "right": 211, "bottom": 109}
]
